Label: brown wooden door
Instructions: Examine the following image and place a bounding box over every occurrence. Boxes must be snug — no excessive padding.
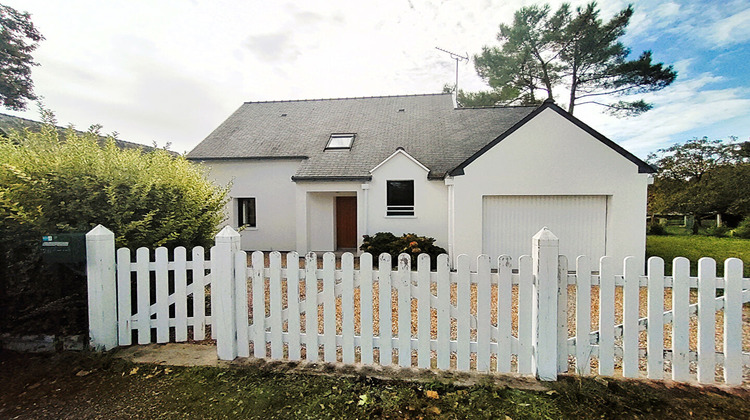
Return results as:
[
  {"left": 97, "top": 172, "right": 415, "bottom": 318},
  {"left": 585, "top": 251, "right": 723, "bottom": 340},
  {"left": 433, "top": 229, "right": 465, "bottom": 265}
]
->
[{"left": 336, "top": 196, "right": 357, "bottom": 249}]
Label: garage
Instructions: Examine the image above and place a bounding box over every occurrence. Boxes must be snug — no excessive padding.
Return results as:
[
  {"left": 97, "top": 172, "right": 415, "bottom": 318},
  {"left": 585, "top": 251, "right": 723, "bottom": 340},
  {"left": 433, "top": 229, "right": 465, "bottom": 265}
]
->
[{"left": 482, "top": 195, "right": 608, "bottom": 264}]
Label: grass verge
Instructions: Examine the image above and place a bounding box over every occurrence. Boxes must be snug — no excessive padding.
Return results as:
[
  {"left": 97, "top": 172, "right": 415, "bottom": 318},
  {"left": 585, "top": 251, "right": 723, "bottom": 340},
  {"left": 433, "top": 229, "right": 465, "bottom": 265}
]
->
[
  {"left": 2, "top": 350, "right": 749, "bottom": 419},
  {"left": 646, "top": 234, "right": 750, "bottom": 276}
]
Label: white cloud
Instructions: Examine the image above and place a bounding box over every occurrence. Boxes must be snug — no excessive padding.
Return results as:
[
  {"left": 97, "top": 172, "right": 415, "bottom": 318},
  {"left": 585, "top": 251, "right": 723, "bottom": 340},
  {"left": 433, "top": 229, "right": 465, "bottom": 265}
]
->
[
  {"left": 582, "top": 73, "right": 750, "bottom": 157},
  {"left": 707, "top": 7, "right": 750, "bottom": 47}
]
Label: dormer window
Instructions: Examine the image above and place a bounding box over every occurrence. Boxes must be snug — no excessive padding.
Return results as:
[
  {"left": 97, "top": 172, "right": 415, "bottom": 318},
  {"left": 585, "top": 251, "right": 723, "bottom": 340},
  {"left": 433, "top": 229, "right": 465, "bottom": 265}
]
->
[{"left": 325, "top": 133, "right": 355, "bottom": 150}]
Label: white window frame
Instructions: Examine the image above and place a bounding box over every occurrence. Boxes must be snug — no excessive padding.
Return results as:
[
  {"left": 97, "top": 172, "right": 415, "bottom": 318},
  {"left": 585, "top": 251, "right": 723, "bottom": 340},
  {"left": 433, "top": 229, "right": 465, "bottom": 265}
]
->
[
  {"left": 237, "top": 197, "right": 257, "bottom": 229},
  {"left": 325, "top": 133, "right": 355, "bottom": 150},
  {"left": 386, "top": 180, "right": 415, "bottom": 217}
]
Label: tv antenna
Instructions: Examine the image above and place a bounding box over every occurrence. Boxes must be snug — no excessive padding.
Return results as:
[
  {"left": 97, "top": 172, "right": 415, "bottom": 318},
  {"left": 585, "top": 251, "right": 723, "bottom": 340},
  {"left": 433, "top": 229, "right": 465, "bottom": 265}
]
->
[{"left": 436, "top": 46, "right": 469, "bottom": 95}]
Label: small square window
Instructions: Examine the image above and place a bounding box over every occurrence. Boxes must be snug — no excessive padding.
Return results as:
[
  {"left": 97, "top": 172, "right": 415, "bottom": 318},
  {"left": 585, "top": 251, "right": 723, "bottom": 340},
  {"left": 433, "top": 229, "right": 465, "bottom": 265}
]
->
[
  {"left": 326, "top": 134, "right": 355, "bottom": 149},
  {"left": 386, "top": 180, "right": 414, "bottom": 216},
  {"left": 237, "top": 198, "right": 256, "bottom": 228}
]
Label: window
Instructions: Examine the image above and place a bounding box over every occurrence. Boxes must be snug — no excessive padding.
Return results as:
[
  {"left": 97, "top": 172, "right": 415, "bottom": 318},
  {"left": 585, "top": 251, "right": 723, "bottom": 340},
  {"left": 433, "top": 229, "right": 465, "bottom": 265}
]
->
[
  {"left": 386, "top": 180, "right": 414, "bottom": 216},
  {"left": 237, "top": 198, "right": 256, "bottom": 228},
  {"left": 325, "top": 133, "right": 355, "bottom": 149}
]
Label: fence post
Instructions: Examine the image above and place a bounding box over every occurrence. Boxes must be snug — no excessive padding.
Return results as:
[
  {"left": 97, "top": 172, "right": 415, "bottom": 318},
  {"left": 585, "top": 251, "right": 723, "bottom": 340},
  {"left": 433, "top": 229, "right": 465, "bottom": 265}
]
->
[
  {"left": 86, "top": 225, "right": 118, "bottom": 351},
  {"left": 531, "top": 227, "right": 559, "bottom": 381},
  {"left": 214, "top": 226, "right": 241, "bottom": 360}
]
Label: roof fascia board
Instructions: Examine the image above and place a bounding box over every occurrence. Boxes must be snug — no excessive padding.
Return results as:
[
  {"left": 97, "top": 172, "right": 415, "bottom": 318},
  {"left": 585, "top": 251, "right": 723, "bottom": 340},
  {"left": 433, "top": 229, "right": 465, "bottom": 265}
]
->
[
  {"left": 370, "top": 148, "right": 430, "bottom": 174},
  {"left": 448, "top": 101, "right": 655, "bottom": 176},
  {"left": 291, "top": 176, "right": 373, "bottom": 182}
]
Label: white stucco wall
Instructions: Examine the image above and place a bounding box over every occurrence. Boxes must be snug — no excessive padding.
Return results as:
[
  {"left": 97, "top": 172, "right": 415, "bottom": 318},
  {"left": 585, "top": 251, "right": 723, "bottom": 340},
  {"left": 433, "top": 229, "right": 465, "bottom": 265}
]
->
[
  {"left": 200, "top": 159, "right": 301, "bottom": 251},
  {"left": 368, "top": 151, "right": 449, "bottom": 250},
  {"left": 452, "top": 108, "right": 650, "bottom": 272}
]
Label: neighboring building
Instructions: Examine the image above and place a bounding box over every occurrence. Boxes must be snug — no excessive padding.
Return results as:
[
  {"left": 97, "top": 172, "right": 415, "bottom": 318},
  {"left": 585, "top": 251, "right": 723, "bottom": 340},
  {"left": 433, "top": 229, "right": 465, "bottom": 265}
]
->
[
  {"left": 188, "top": 93, "right": 654, "bottom": 269},
  {"left": 0, "top": 113, "right": 159, "bottom": 152}
]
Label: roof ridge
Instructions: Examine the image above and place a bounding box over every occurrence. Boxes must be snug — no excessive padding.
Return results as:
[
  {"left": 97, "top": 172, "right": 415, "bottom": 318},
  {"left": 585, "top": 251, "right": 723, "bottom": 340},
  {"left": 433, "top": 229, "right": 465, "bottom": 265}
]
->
[
  {"left": 456, "top": 105, "right": 538, "bottom": 110},
  {"left": 242, "top": 93, "right": 449, "bottom": 105}
]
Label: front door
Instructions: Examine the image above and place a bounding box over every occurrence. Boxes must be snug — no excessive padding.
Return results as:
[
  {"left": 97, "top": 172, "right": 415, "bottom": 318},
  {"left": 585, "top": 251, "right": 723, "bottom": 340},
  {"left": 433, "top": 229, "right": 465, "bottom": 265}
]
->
[{"left": 335, "top": 196, "right": 357, "bottom": 249}]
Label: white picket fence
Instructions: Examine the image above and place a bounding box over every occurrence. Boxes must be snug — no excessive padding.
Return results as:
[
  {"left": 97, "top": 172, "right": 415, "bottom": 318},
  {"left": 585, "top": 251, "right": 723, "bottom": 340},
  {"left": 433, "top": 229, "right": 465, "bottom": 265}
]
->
[{"left": 86, "top": 225, "right": 750, "bottom": 385}]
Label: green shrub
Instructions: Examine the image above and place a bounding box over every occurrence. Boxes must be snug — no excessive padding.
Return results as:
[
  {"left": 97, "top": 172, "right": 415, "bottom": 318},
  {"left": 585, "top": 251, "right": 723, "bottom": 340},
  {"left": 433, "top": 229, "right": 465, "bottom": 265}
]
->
[
  {"left": 0, "top": 122, "right": 228, "bottom": 334},
  {"left": 647, "top": 220, "right": 668, "bottom": 235},
  {"left": 705, "top": 225, "right": 730, "bottom": 237},
  {"left": 731, "top": 218, "right": 750, "bottom": 239},
  {"left": 360, "top": 232, "right": 447, "bottom": 268}
]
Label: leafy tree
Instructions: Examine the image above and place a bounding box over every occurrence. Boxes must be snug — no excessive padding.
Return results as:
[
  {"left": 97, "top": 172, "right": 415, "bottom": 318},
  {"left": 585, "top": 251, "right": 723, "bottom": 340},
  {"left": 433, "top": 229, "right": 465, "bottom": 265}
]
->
[
  {"left": 648, "top": 137, "right": 750, "bottom": 233},
  {"left": 0, "top": 4, "right": 44, "bottom": 110},
  {"left": 0, "top": 119, "right": 228, "bottom": 334},
  {"left": 463, "top": 2, "right": 676, "bottom": 115}
]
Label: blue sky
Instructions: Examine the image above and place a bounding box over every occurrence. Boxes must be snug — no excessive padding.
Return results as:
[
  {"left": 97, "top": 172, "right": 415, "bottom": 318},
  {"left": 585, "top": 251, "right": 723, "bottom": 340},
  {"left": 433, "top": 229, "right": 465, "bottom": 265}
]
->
[{"left": 3, "top": 0, "right": 749, "bottom": 158}]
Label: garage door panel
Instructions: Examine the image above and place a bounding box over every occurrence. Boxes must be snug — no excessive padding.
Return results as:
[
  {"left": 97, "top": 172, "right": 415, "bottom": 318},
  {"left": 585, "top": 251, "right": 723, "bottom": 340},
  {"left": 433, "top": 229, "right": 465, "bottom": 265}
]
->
[{"left": 482, "top": 195, "right": 607, "bottom": 265}]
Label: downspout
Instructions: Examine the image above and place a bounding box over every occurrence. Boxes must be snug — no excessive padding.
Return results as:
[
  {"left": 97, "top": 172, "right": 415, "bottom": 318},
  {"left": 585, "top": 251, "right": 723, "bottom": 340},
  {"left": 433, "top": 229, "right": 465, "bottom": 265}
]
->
[
  {"left": 360, "top": 183, "right": 369, "bottom": 252},
  {"left": 445, "top": 176, "right": 455, "bottom": 268}
]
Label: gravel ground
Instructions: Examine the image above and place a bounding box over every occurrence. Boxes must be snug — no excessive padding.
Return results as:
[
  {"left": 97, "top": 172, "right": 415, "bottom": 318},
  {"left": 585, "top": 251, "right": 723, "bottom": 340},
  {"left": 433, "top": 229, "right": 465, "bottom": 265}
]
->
[{"left": 241, "top": 253, "right": 749, "bottom": 383}]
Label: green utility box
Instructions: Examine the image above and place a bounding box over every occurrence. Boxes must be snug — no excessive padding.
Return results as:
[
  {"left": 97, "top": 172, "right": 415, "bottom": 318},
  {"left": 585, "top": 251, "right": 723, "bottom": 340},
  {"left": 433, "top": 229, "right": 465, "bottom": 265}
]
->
[{"left": 41, "top": 233, "right": 87, "bottom": 263}]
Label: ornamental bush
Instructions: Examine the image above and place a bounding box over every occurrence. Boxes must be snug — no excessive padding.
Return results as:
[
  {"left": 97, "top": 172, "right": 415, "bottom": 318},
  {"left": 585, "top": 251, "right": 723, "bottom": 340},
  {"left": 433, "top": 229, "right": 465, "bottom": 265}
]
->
[
  {"left": 0, "top": 122, "right": 228, "bottom": 334},
  {"left": 731, "top": 218, "right": 750, "bottom": 239},
  {"left": 360, "top": 232, "right": 447, "bottom": 269}
]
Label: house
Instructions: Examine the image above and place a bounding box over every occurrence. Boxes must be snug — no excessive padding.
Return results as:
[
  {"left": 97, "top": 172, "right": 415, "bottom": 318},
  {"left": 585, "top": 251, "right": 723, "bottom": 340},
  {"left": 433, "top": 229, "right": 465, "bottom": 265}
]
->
[{"left": 187, "top": 93, "right": 654, "bottom": 269}]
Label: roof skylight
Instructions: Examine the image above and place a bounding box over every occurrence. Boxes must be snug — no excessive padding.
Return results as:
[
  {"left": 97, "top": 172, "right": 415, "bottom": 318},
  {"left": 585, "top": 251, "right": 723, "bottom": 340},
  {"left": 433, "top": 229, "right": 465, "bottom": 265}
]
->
[{"left": 325, "top": 134, "right": 355, "bottom": 150}]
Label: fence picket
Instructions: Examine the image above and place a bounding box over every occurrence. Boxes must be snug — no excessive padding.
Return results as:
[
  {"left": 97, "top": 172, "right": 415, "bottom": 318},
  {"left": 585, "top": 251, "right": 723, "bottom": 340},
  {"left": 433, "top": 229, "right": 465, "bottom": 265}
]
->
[
  {"left": 174, "top": 247, "right": 188, "bottom": 342},
  {"left": 270, "top": 252, "right": 283, "bottom": 359},
  {"left": 575, "top": 256, "right": 591, "bottom": 375},
  {"left": 723, "top": 258, "right": 743, "bottom": 385},
  {"left": 496, "top": 255, "right": 512, "bottom": 373},
  {"left": 598, "top": 256, "right": 615, "bottom": 376},
  {"left": 360, "top": 253, "right": 374, "bottom": 365},
  {"left": 287, "top": 252, "right": 301, "bottom": 361},
  {"left": 252, "top": 251, "right": 266, "bottom": 358},
  {"left": 477, "top": 255, "right": 491, "bottom": 372},
  {"left": 647, "top": 257, "right": 665, "bottom": 379},
  {"left": 517, "top": 255, "right": 533, "bottom": 374},
  {"left": 671, "top": 257, "right": 690, "bottom": 382},
  {"left": 136, "top": 247, "right": 151, "bottom": 344},
  {"left": 116, "top": 248, "right": 132, "bottom": 346},
  {"left": 622, "top": 256, "right": 639, "bottom": 378},
  {"left": 305, "top": 252, "right": 318, "bottom": 361},
  {"left": 417, "top": 254, "right": 431, "bottom": 368},
  {"left": 342, "top": 252, "right": 355, "bottom": 364},
  {"left": 397, "top": 254, "right": 412, "bottom": 367},
  {"left": 323, "top": 252, "right": 336, "bottom": 362},
  {"left": 155, "top": 247, "right": 169, "bottom": 343},
  {"left": 697, "top": 258, "right": 716, "bottom": 384},
  {"left": 456, "top": 255, "right": 471, "bottom": 371},
  {"left": 191, "top": 247, "right": 206, "bottom": 341},
  {"left": 557, "top": 255, "right": 568, "bottom": 373},
  {"left": 235, "top": 251, "right": 249, "bottom": 357},
  {"left": 379, "top": 254, "right": 393, "bottom": 365},
  {"left": 436, "top": 254, "right": 450, "bottom": 370}
]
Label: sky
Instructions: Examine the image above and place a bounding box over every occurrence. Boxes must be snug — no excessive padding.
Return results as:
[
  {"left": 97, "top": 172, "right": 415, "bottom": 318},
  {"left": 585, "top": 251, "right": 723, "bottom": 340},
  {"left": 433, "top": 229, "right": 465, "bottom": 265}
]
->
[{"left": 3, "top": 0, "right": 749, "bottom": 158}]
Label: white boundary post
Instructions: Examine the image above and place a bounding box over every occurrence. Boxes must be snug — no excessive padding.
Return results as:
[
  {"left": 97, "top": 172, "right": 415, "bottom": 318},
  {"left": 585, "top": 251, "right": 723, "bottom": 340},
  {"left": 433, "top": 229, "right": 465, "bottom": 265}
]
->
[
  {"left": 531, "top": 227, "right": 559, "bottom": 381},
  {"left": 86, "top": 225, "right": 118, "bottom": 350},
  {"left": 214, "top": 226, "right": 241, "bottom": 360}
]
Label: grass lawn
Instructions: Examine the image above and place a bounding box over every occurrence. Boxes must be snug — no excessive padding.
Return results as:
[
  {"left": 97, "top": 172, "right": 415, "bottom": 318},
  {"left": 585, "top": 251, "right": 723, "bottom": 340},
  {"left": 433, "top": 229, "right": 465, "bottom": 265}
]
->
[
  {"left": 646, "top": 229, "right": 750, "bottom": 277},
  {"left": 2, "top": 350, "right": 749, "bottom": 419}
]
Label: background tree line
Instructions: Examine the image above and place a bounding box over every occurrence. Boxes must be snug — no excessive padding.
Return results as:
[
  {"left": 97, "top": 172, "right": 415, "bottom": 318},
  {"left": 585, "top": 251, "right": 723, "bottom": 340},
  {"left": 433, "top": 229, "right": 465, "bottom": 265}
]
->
[{"left": 648, "top": 137, "right": 750, "bottom": 236}]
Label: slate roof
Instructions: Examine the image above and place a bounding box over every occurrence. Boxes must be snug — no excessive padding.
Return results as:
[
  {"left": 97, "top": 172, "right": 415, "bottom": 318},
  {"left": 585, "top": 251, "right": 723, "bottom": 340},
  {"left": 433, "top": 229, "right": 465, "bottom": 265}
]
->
[{"left": 187, "top": 93, "right": 654, "bottom": 179}]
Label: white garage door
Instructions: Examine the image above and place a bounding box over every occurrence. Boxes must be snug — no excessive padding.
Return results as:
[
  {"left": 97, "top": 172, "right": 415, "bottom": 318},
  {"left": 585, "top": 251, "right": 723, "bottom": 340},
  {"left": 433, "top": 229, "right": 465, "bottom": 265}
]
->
[{"left": 482, "top": 195, "right": 607, "bottom": 264}]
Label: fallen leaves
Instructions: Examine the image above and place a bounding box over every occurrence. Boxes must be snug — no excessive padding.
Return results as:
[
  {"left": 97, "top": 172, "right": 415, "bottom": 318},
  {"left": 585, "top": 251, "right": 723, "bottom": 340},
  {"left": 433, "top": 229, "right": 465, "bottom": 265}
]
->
[{"left": 425, "top": 390, "right": 439, "bottom": 399}]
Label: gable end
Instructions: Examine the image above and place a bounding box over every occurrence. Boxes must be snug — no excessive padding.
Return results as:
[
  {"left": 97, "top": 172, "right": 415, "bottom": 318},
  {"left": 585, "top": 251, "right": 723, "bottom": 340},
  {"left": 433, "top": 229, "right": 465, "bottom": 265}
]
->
[{"left": 448, "top": 100, "right": 656, "bottom": 176}]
